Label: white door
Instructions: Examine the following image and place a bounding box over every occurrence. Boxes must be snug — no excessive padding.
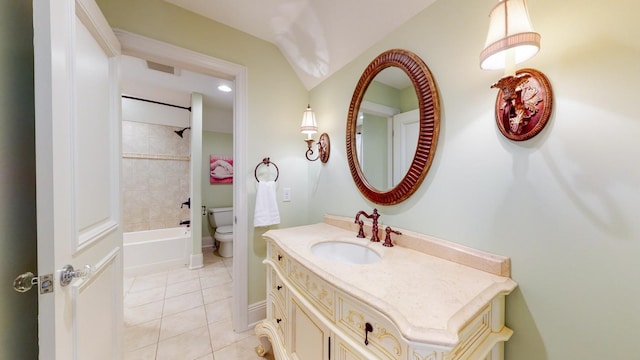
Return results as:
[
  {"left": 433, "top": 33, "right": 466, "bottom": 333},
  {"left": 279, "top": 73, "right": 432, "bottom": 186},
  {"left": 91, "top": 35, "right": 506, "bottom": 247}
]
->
[
  {"left": 33, "top": 0, "right": 122, "bottom": 359},
  {"left": 392, "top": 109, "right": 419, "bottom": 186}
]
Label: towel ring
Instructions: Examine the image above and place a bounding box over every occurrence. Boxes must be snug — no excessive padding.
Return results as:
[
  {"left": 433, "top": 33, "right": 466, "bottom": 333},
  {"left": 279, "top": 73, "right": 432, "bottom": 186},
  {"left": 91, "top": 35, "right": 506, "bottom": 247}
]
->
[{"left": 254, "top": 157, "right": 279, "bottom": 182}]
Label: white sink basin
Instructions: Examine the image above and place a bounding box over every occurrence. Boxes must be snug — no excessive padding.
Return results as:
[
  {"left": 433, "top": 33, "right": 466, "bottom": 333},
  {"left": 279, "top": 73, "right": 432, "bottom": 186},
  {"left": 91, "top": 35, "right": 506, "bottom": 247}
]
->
[{"left": 311, "top": 241, "right": 381, "bottom": 265}]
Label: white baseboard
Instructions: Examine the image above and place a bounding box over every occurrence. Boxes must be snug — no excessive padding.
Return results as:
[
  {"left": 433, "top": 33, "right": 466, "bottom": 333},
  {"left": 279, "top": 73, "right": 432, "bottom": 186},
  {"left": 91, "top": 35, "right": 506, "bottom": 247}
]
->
[
  {"left": 189, "top": 253, "right": 203, "bottom": 270},
  {"left": 247, "top": 300, "right": 266, "bottom": 328},
  {"left": 202, "top": 235, "right": 214, "bottom": 249}
]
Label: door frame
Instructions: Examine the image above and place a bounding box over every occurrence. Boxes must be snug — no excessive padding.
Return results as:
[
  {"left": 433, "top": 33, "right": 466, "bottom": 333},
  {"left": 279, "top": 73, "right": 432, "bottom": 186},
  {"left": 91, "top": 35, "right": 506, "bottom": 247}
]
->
[{"left": 114, "top": 30, "right": 250, "bottom": 331}]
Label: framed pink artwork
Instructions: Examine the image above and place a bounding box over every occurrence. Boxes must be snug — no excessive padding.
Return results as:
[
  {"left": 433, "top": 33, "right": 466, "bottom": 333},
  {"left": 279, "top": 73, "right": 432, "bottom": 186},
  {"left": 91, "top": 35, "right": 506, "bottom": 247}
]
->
[{"left": 210, "top": 155, "right": 233, "bottom": 184}]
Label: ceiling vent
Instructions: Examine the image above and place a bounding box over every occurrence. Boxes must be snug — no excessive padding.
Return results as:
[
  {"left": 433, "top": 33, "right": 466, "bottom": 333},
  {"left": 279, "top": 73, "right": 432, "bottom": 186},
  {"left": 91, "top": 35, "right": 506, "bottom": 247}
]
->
[{"left": 146, "top": 60, "right": 179, "bottom": 75}]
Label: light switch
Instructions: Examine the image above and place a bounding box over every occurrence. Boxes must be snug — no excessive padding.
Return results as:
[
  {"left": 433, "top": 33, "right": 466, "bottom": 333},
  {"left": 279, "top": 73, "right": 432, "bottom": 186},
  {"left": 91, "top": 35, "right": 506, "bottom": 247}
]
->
[{"left": 283, "top": 187, "right": 292, "bottom": 202}]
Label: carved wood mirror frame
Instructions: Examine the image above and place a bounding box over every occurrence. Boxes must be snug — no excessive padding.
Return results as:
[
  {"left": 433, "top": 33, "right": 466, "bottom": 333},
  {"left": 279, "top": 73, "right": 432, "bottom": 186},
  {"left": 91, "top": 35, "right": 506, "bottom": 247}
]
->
[{"left": 346, "top": 49, "right": 440, "bottom": 205}]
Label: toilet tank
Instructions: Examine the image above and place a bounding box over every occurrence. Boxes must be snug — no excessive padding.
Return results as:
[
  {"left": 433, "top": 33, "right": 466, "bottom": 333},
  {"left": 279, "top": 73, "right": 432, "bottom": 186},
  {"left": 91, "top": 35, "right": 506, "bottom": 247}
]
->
[{"left": 208, "top": 207, "right": 233, "bottom": 227}]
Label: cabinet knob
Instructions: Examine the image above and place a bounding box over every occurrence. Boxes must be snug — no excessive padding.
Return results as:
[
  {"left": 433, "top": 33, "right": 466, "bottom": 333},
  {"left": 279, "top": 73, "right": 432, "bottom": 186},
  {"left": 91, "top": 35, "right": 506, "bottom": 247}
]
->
[
  {"left": 277, "top": 285, "right": 282, "bottom": 290},
  {"left": 277, "top": 254, "right": 282, "bottom": 261},
  {"left": 276, "top": 318, "right": 282, "bottom": 324}
]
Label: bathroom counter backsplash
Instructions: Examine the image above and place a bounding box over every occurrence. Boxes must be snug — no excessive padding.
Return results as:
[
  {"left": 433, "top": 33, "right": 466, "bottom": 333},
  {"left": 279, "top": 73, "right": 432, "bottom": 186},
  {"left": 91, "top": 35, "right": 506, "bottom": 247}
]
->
[{"left": 262, "top": 214, "right": 517, "bottom": 346}]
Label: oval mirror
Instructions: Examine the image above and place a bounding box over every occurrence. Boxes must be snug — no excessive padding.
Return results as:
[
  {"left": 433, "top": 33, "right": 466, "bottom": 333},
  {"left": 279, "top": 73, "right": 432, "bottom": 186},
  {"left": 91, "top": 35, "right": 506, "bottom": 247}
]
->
[{"left": 346, "top": 49, "right": 440, "bottom": 205}]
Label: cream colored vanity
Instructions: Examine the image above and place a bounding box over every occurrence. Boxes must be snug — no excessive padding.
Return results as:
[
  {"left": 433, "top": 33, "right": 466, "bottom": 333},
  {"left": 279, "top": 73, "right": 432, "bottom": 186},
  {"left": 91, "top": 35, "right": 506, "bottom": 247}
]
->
[{"left": 255, "top": 215, "right": 517, "bottom": 360}]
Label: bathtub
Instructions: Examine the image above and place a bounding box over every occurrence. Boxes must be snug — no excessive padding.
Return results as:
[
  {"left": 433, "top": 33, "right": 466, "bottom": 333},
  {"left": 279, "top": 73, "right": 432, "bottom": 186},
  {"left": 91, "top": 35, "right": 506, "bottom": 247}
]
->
[{"left": 123, "top": 227, "right": 191, "bottom": 276}]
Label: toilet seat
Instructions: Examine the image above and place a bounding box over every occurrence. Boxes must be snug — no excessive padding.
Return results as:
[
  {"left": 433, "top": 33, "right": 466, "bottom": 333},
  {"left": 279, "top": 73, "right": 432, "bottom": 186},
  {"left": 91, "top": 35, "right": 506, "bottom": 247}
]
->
[
  {"left": 216, "top": 225, "right": 233, "bottom": 235},
  {"left": 215, "top": 233, "right": 233, "bottom": 242}
]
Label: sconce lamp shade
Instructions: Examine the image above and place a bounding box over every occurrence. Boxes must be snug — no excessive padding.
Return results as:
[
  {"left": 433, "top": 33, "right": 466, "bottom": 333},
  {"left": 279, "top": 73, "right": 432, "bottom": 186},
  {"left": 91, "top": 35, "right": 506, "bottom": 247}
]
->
[
  {"left": 480, "top": 0, "right": 540, "bottom": 70},
  {"left": 300, "top": 105, "right": 318, "bottom": 135}
]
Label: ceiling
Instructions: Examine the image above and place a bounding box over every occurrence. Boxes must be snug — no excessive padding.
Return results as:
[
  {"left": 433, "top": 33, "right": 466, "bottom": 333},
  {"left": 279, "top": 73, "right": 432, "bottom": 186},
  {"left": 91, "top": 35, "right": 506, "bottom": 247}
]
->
[
  {"left": 121, "top": 0, "right": 438, "bottom": 115},
  {"left": 164, "top": 0, "right": 438, "bottom": 90},
  {"left": 120, "top": 54, "right": 234, "bottom": 110}
]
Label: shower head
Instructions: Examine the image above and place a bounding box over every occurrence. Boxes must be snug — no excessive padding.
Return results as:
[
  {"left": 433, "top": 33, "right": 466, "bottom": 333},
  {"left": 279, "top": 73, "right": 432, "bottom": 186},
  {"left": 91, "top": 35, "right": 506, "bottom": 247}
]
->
[{"left": 174, "top": 127, "right": 190, "bottom": 138}]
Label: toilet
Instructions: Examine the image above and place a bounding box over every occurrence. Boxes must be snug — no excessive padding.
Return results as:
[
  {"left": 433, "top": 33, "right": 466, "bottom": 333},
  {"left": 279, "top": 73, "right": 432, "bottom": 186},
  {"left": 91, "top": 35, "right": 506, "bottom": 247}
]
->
[{"left": 208, "top": 207, "right": 234, "bottom": 258}]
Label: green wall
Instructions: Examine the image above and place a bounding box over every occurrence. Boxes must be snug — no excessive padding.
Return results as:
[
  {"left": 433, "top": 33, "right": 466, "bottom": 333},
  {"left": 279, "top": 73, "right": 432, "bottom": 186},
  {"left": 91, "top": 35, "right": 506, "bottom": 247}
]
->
[
  {"left": 309, "top": 0, "right": 640, "bottom": 359},
  {"left": 363, "top": 80, "right": 402, "bottom": 109},
  {"left": 0, "top": 1, "right": 38, "bottom": 358},
  {"left": 362, "top": 80, "right": 417, "bottom": 112},
  {"left": 201, "top": 131, "right": 233, "bottom": 238},
  {"left": 399, "top": 85, "right": 418, "bottom": 112},
  {"left": 96, "top": 0, "right": 311, "bottom": 305}
]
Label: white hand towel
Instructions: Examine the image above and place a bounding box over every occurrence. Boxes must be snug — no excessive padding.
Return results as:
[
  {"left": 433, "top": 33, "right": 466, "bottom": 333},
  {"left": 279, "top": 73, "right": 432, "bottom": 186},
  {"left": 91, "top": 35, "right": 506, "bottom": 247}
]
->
[{"left": 254, "top": 180, "right": 280, "bottom": 227}]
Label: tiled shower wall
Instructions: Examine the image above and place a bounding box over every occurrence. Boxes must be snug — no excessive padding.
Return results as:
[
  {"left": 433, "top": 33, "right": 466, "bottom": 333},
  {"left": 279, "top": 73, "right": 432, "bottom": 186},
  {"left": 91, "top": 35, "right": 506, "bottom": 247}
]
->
[{"left": 122, "top": 120, "right": 191, "bottom": 232}]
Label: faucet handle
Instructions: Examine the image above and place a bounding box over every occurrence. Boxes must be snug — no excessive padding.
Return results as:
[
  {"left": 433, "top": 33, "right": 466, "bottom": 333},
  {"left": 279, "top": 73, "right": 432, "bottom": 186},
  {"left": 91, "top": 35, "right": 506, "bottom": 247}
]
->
[
  {"left": 383, "top": 226, "right": 401, "bottom": 247},
  {"left": 355, "top": 220, "right": 365, "bottom": 238}
]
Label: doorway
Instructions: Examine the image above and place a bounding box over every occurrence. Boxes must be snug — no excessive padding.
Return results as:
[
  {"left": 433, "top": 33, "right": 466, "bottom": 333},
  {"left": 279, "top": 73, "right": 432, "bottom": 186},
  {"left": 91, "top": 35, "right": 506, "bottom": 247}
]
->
[
  {"left": 115, "top": 30, "right": 250, "bottom": 333},
  {"left": 119, "top": 54, "right": 233, "bottom": 264}
]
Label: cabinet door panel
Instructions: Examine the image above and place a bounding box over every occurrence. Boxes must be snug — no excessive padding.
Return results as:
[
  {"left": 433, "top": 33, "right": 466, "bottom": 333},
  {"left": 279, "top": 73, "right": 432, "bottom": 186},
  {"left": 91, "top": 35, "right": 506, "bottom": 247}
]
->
[
  {"left": 334, "top": 337, "right": 368, "bottom": 360},
  {"left": 291, "top": 299, "right": 329, "bottom": 360}
]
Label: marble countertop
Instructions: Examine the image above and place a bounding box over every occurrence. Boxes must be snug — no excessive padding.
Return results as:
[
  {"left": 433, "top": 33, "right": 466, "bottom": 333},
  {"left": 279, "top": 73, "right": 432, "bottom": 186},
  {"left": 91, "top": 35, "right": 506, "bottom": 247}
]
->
[{"left": 263, "top": 217, "right": 517, "bottom": 347}]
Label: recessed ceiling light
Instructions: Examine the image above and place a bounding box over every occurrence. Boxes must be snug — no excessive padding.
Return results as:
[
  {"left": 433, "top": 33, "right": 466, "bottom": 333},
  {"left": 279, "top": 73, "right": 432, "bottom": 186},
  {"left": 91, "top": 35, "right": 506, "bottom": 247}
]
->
[{"left": 217, "top": 84, "right": 232, "bottom": 92}]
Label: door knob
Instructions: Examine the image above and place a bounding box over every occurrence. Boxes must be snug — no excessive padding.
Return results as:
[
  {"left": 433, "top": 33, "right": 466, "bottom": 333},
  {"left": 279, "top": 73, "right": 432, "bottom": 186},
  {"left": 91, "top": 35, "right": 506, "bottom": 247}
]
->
[
  {"left": 13, "top": 271, "right": 54, "bottom": 294},
  {"left": 13, "top": 272, "right": 37, "bottom": 293},
  {"left": 14, "top": 264, "right": 93, "bottom": 293},
  {"left": 60, "top": 264, "right": 94, "bottom": 287}
]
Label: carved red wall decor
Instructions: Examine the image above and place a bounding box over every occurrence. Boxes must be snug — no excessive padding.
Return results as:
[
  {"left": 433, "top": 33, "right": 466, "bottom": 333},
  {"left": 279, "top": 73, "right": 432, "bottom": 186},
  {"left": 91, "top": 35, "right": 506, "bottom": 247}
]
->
[{"left": 493, "top": 68, "right": 553, "bottom": 141}]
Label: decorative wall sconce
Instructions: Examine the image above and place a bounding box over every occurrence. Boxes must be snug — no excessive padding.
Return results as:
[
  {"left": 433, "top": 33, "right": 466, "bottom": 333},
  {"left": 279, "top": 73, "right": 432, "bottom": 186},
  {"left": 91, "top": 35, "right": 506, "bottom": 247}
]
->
[
  {"left": 300, "top": 104, "right": 330, "bottom": 162},
  {"left": 480, "top": 0, "right": 553, "bottom": 141}
]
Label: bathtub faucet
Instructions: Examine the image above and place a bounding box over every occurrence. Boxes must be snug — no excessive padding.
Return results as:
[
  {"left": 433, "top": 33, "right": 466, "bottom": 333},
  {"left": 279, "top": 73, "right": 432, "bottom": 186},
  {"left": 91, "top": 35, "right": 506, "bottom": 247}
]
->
[
  {"left": 179, "top": 220, "right": 190, "bottom": 227},
  {"left": 354, "top": 208, "right": 380, "bottom": 242},
  {"left": 181, "top": 198, "right": 191, "bottom": 209}
]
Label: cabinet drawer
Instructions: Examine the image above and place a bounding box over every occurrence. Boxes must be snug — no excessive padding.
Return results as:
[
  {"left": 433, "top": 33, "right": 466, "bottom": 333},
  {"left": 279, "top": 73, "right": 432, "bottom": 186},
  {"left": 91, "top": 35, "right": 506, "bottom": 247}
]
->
[
  {"left": 336, "top": 293, "right": 406, "bottom": 360},
  {"left": 288, "top": 259, "right": 334, "bottom": 319},
  {"left": 270, "top": 242, "right": 287, "bottom": 273},
  {"left": 270, "top": 268, "right": 287, "bottom": 306},
  {"left": 270, "top": 293, "right": 287, "bottom": 347}
]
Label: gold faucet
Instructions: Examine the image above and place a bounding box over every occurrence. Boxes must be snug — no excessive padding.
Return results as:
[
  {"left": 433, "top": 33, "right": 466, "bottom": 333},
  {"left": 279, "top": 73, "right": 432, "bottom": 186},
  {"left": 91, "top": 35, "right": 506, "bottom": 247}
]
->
[{"left": 354, "top": 209, "right": 381, "bottom": 242}]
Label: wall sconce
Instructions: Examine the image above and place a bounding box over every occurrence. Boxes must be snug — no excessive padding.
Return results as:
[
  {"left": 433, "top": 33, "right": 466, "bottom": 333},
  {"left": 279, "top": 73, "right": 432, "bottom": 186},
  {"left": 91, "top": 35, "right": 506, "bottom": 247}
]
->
[
  {"left": 480, "top": 0, "right": 553, "bottom": 141},
  {"left": 300, "top": 104, "right": 330, "bottom": 162}
]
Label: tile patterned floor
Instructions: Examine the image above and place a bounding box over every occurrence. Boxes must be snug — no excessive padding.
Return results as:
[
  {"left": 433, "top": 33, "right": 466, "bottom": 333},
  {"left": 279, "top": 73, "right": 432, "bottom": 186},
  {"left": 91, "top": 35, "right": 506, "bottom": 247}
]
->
[{"left": 123, "top": 251, "right": 271, "bottom": 360}]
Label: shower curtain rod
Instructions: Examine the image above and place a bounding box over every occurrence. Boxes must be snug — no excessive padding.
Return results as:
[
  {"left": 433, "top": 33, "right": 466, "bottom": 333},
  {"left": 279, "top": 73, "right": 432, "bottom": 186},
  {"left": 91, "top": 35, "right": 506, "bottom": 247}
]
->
[{"left": 122, "top": 95, "right": 192, "bottom": 111}]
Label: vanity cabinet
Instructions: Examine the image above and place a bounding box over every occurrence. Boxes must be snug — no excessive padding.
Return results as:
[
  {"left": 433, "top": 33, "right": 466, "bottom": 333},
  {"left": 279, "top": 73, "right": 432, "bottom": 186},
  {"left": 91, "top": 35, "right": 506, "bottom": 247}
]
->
[
  {"left": 255, "top": 217, "right": 517, "bottom": 360},
  {"left": 259, "top": 248, "right": 376, "bottom": 360}
]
